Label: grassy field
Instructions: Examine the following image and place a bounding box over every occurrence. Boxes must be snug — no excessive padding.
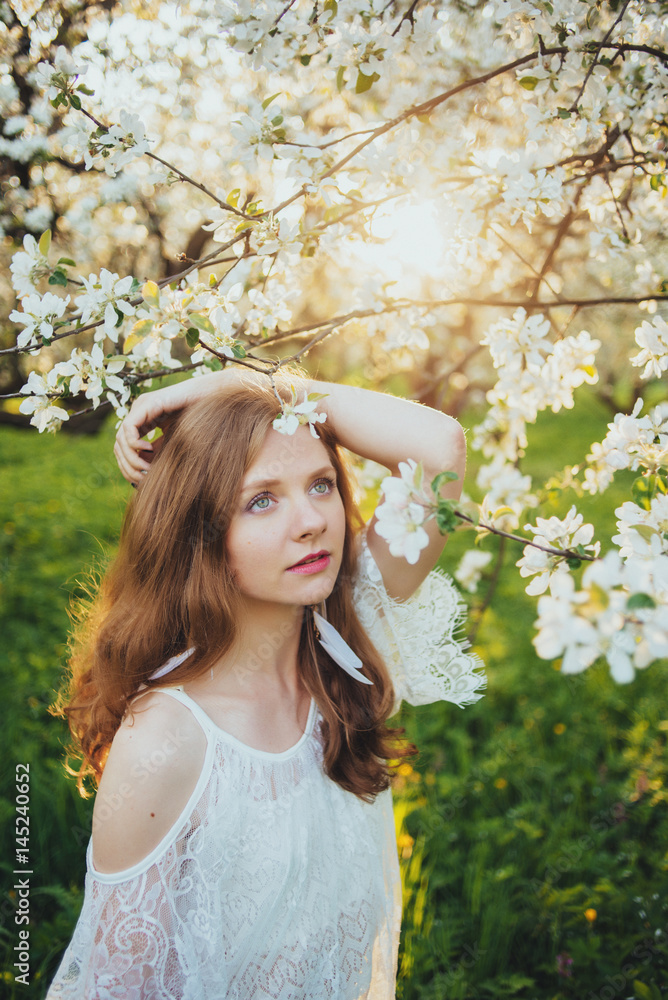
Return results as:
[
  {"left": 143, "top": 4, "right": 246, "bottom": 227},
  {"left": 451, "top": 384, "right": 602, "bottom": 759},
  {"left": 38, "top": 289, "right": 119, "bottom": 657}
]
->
[{"left": 1, "top": 393, "right": 667, "bottom": 999}]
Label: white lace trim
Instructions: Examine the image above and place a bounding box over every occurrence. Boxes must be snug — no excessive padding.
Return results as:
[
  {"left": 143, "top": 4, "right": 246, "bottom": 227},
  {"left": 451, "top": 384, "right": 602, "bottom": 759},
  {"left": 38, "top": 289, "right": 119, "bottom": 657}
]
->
[{"left": 353, "top": 534, "right": 486, "bottom": 713}]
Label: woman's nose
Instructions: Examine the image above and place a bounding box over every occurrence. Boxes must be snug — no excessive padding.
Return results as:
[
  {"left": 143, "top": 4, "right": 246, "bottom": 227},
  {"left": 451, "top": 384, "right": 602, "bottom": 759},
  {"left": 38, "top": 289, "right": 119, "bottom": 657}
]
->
[{"left": 293, "top": 497, "right": 327, "bottom": 538}]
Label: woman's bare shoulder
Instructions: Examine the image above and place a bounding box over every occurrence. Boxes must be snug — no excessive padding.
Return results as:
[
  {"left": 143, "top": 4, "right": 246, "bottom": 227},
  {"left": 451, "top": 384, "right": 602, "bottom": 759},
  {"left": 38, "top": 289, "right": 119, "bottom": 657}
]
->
[{"left": 92, "top": 690, "right": 207, "bottom": 875}]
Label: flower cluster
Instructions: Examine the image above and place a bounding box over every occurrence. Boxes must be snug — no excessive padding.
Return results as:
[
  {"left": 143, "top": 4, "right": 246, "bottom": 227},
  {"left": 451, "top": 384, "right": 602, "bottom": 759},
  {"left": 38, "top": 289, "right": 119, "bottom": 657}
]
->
[
  {"left": 31, "top": 46, "right": 87, "bottom": 102},
  {"left": 476, "top": 310, "right": 600, "bottom": 462},
  {"left": 19, "top": 372, "right": 69, "bottom": 433},
  {"left": 584, "top": 401, "right": 668, "bottom": 494},
  {"left": 533, "top": 550, "right": 668, "bottom": 684},
  {"left": 18, "top": 344, "right": 129, "bottom": 431},
  {"left": 76, "top": 270, "right": 137, "bottom": 341},
  {"left": 374, "top": 460, "right": 432, "bottom": 565},
  {"left": 9, "top": 292, "right": 70, "bottom": 350},
  {"left": 89, "top": 111, "right": 151, "bottom": 176},
  {"left": 516, "top": 507, "right": 600, "bottom": 596},
  {"left": 477, "top": 455, "right": 538, "bottom": 532}
]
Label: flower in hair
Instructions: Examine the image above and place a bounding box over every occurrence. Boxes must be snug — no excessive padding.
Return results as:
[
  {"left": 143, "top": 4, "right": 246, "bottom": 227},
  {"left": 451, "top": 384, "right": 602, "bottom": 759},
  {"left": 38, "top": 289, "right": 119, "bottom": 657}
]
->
[{"left": 273, "top": 386, "right": 327, "bottom": 438}]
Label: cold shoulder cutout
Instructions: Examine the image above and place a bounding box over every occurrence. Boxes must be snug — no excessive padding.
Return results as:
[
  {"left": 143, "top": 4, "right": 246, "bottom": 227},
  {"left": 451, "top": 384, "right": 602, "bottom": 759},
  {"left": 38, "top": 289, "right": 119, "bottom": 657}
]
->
[{"left": 90, "top": 690, "right": 209, "bottom": 877}]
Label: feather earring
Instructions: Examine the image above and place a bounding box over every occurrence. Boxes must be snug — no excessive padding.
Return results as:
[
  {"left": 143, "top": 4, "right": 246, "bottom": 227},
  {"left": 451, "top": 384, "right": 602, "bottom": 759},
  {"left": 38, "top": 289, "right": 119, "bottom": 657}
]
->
[{"left": 312, "top": 607, "right": 373, "bottom": 685}]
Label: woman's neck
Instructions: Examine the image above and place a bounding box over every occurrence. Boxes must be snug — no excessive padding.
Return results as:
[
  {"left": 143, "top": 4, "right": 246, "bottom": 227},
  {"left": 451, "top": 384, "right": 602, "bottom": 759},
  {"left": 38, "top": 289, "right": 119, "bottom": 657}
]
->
[{"left": 210, "top": 601, "right": 305, "bottom": 698}]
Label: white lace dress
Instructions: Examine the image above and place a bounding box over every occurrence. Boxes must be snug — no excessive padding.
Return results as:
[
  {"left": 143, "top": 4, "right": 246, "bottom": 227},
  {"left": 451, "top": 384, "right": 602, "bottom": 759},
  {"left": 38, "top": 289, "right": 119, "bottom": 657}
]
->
[{"left": 47, "top": 540, "right": 485, "bottom": 1000}]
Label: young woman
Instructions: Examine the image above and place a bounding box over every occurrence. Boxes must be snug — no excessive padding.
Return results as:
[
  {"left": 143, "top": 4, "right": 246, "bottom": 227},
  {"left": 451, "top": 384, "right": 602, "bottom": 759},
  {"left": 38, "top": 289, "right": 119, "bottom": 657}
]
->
[{"left": 47, "top": 371, "right": 485, "bottom": 999}]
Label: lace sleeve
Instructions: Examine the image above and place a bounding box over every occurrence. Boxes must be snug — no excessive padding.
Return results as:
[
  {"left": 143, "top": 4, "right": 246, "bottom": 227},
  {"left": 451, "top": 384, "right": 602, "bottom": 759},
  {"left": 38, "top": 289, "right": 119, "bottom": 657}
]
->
[{"left": 353, "top": 532, "right": 486, "bottom": 714}]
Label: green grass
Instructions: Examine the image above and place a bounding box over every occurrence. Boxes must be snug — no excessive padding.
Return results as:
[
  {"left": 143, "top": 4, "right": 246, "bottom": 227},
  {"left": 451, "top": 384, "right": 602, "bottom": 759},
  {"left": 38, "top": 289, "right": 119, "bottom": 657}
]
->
[{"left": 1, "top": 395, "right": 667, "bottom": 999}]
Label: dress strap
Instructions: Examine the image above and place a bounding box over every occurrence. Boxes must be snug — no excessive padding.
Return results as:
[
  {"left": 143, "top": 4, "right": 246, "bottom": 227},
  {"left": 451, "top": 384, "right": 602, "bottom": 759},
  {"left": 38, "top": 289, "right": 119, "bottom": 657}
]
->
[{"left": 151, "top": 686, "right": 218, "bottom": 739}]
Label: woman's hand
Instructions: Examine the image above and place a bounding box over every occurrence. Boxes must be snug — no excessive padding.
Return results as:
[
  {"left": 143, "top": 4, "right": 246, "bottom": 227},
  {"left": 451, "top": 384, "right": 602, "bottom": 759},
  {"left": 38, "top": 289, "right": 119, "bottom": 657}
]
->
[{"left": 114, "top": 371, "right": 240, "bottom": 485}]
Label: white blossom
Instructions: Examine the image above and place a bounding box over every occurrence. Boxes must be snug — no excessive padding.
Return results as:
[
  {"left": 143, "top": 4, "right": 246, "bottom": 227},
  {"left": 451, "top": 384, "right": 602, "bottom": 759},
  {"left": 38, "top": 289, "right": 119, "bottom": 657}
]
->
[
  {"left": 75, "top": 270, "right": 136, "bottom": 342},
  {"left": 374, "top": 460, "right": 432, "bottom": 565},
  {"left": 92, "top": 111, "right": 151, "bottom": 176},
  {"left": 9, "top": 292, "right": 70, "bottom": 349},
  {"left": 272, "top": 388, "right": 327, "bottom": 439},
  {"left": 19, "top": 371, "right": 68, "bottom": 433},
  {"left": 630, "top": 317, "right": 668, "bottom": 381},
  {"left": 31, "top": 46, "right": 87, "bottom": 102},
  {"left": 477, "top": 455, "right": 538, "bottom": 531},
  {"left": 455, "top": 550, "right": 493, "bottom": 593},
  {"left": 595, "top": 400, "right": 668, "bottom": 475},
  {"left": 10, "top": 234, "right": 51, "bottom": 298},
  {"left": 517, "top": 506, "right": 599, "bottom": 595},
  {"left": 613, "top": 496, "right": 668, "bottom": 562},
  {"left": 52, "top": 344, "right": 127, "bottom": 409}
]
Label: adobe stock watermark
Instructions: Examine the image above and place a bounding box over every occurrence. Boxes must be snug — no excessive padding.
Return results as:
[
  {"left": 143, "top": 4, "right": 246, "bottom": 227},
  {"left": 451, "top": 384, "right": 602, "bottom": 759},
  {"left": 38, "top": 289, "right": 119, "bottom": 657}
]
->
[{"left": 12, "top": 763, "right": 32, "bottom": 986}]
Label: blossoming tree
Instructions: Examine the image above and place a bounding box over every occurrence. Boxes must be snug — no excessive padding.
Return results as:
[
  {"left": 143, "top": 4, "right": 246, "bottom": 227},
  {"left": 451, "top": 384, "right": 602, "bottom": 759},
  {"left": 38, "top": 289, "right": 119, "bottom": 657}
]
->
[{"left": 1, "top": 0, "right": 667, "bottom": 681}]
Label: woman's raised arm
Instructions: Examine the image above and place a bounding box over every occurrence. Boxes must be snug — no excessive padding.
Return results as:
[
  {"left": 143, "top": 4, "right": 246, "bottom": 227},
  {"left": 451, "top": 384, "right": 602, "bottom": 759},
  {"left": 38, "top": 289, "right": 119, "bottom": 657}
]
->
[
  {"left": 310, "top": 380, "right": 465, "bottom": 600},
  {"left": 114, "top": 371, "right": 465, "bottom": 600}
]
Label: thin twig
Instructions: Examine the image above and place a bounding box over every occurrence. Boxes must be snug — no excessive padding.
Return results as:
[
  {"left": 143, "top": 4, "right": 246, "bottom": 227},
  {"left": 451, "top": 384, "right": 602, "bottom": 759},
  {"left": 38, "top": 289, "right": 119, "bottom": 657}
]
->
[
  {"left": 274, "top": 0, "right": 298, "bottom": 26},
  {"left": 392, "top": 0, "right": 420, "bottom": 36},
  {"left": 569, "top": 1, "right": 631, "bottom": 112},
  {"left": 454, "top": 509, "right": 597, "bottom": 561},
  {"left": 78, "top": 108, "right": 251, "bottom": 219}
]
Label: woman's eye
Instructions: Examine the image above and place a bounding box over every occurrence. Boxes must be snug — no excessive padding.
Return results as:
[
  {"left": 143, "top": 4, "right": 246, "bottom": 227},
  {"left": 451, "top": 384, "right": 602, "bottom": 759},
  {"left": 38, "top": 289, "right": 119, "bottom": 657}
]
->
[
  {"left": 311, "top": 477, "right": 335, "bottom": 495},
  {"left": 249, "top": 494, "right": 272, "bottom": 511}
]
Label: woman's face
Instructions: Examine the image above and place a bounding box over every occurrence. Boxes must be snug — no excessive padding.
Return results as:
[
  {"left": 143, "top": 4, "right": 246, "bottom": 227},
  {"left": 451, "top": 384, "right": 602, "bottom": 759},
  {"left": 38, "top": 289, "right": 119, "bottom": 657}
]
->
[{"left": 226, "top": 426, "right": 346, "bottom": 613}]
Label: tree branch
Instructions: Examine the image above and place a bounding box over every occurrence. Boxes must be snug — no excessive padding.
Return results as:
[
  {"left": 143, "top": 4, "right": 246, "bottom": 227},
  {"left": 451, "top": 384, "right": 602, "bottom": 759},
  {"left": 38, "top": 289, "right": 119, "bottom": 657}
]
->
[
  {"left": 569, "top": 1, "right": 631, "bottom": 113},
  {"left": 78, "top": 108, "right": 252, "bottom": 219}
]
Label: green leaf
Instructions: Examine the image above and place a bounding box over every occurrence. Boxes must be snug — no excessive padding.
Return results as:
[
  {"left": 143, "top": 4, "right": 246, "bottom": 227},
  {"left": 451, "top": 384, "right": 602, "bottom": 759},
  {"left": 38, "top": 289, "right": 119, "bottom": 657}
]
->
[
  {"left": 324, "top": 0, "right": 338, "bottom": 19},
  {"left": 300, "top": 55, "right": 311, "bottom": 66},
  {"left": 69, "top": 94, "right": 82, "bottom": 110},
  {"left": 227, "top": 188, "right": 240, "bottom": 208},
  {"left": 203, "top": 357, "right": 223, "bottom": 371},
  {"left": 231, "top": 343, "right": 247, "bottom": 358},
  {"left": 565, "top": 557, "right": 582, "bottom": 570},
  {"left": 435, "top": 500, "right": 460, "bottom": 536},
  {"left": 633, "top": 982, "right": 653, "bottom": 1000},
  {"left": 56, "top": 257, "right": 76, "bottom": 267},
  {"left": 131, "top": 319, "right": 154, "bottom": 339},
  {"left": 76, "top": 83, "right": 95, "bottom": 96},
  {"left": 336, "top": 65, "right": 346, "bottom": 92},
  {"left": 185, "top": 328, "right": 200, "bottom": 349},
  {"left": 355, "top": 70, "right": 380, "bottom": 94},
  {"left": 557, "top": 107, "right": 572, "bottom": 119},
  {"left": 271, "top": 114, "right": 284, "bottom": 126},
  {"left": 261, "top": 92, "right": 281, "bottom": 111},
  {"left": 518, "top": 76, "right": 538, "bottom": 91},
  {"left": 48, "top": 269, "right": 68, "bottom": 287},
  {"left": 431, "top": 471, "right": 459, "bottom": 494},
  {"left": 38, "top": 230, "right": 52, "bottom": 256},
  {"left": 188, "top": 313, "right": 215, "bottom": 335},
  {"left": 630, "top": 523, "right": 659, "bottom": 542},
  {"left": 627, "top": 593, "right": 656, "bottom": 611},
  {"left": 632, "top": 474, "right": 668, "bottom": 510}
]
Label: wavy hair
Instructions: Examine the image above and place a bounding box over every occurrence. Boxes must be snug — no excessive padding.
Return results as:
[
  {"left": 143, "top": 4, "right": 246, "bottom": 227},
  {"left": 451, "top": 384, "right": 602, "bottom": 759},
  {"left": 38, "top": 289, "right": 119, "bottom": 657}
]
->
[{"left": 58, "top": 378, "right": 414, "bottom": 801}]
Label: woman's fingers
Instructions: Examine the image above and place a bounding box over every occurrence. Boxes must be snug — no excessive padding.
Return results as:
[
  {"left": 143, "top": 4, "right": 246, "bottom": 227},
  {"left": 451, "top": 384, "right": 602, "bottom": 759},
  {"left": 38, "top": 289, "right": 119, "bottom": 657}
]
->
[{"left": 113, "top": 371, "right": 232, "bottom": 483}]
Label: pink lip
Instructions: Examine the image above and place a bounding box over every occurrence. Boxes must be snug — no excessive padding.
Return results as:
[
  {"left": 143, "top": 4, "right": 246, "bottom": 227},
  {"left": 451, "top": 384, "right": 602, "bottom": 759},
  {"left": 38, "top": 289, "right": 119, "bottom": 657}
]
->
[{"left": 287, "top": 551, "right": 331, "bottom": 574}]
